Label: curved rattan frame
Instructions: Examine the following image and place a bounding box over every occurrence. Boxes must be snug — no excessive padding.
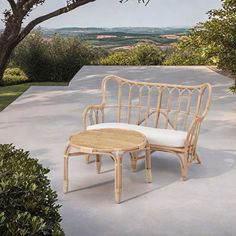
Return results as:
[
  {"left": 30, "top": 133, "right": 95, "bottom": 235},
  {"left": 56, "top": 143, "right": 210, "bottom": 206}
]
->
[
  {"left": 64, "top": 129, "right": 152, "bottom": 203},
  {"left": 83, "top": 75, "right": 212, "bottom": 180}
]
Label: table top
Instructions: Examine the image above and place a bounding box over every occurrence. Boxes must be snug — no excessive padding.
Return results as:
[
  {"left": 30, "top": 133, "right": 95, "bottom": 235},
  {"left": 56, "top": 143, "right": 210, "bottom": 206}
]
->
[{"left": 69, "top": 128, "right": 147, "bottom": 153}]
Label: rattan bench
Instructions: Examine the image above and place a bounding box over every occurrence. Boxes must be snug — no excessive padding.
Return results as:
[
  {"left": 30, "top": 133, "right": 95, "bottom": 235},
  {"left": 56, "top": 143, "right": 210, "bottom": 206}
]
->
[{"left": 83, "top": 75, "right": 212, "bottom": 180}]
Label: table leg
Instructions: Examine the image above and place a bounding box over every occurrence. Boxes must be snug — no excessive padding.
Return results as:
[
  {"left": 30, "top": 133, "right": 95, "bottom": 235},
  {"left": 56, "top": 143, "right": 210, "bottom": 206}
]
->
[
  {"left": 145, "top": 147, "right": 152, "bottom": 183},
  {"left": 96, "top": 154, "right": 101, "bottom": 174},
  {"left": 130, "top": 152, "right": 138, "bottom": 172},
  {"left": 115, "top": 154, "right": 123, "bottom": 204},
  {"left": 64, "top": 143, "right": 71, "bottom": 193}
]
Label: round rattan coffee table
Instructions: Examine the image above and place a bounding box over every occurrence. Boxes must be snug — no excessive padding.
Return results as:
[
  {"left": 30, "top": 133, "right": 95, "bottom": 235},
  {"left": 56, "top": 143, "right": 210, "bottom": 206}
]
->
[{"left": 64, "top": 128, "right": 152, "bottom": 203}]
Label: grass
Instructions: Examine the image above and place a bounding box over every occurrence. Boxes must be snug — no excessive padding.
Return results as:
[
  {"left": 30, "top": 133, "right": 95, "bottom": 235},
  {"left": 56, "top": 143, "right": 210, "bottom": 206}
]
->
[{"left": 0, "top": 81, "right": 68, "bottom": 112}]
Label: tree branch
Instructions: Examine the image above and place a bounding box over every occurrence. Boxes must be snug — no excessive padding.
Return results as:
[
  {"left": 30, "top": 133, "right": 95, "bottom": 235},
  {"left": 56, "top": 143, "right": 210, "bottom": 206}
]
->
[
  {"left": 120, "top": 0, "right": 150, "bottom": 6},
  {"left": 17, "top": 0, "right": 95, "bottom": 43},
  {"left": 7, "top": 0, "right": 17, "bottom": 12},
  {"left": 137, "top": 0, "right": 150, "bottom": 6},
  {"left": 16, "top": 0, "right": 38, "bottom": 8},
  {"left": 144, "top": 0, "right": 150, "bottom": 6}
]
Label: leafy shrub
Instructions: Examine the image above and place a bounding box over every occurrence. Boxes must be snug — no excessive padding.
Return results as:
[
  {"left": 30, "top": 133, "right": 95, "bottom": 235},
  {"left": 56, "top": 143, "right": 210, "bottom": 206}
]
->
[
  {"left": 11, "top": 33, "right": 103, "bottom": 82},
  {"left": 2, "top": 68, "right": 29, "bottom": 86},
  {"left": 47, "top": 35, "right": 100, "bottom": 82},
  {"left": 0, "top": 144, "right": 64, "bottom": 235},
  {"left": 11, "top": 33, "right": 51, "bottom": 82},
  {"left": 164, "top": 35, "right": 219, "bottom": 66},
  {"left": 100, "top": 43, "right": 165, "bottom": 65},
  {"left": 100, "top": 51, "right": 136, "bottom": 65}
]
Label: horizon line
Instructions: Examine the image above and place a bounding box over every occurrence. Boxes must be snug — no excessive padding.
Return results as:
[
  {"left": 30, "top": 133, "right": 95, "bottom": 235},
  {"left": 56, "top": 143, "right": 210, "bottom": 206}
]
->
[
  {"left": 35, "top": 26, "right": 193, "bottom": 29},
  {"left": 0, "top": 26, "right": 194, "bottom": 31}
]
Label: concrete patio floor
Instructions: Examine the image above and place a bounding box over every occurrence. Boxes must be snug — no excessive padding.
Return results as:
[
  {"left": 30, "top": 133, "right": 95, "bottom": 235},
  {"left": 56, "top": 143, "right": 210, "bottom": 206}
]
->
[{"left": 0, "top": 66, "right": 236, "bottom": 236}]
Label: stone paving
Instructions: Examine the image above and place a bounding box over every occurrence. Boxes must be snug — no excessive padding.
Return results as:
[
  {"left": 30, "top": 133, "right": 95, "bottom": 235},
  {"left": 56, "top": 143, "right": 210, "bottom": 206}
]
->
[{"left": 0, "top": 66, "right": 236, "bottom": 236}]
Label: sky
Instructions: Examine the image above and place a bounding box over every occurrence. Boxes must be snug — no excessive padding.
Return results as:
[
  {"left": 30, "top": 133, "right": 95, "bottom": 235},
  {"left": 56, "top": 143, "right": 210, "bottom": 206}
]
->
[{"left": 0, "top": 0, "right": 222, "bottom": 28}]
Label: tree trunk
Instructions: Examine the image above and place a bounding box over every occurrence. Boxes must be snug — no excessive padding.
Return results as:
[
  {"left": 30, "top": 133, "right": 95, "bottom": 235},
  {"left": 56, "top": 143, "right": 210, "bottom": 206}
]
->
[
  {"left": 0, "top": 54, "right": 8, "bottom": 82},
  {"left": 0, "top": 43, "right": 15, "bottom": 83},
  {"left": 0, "top": 16, "right": 22, "bottom": 83}
]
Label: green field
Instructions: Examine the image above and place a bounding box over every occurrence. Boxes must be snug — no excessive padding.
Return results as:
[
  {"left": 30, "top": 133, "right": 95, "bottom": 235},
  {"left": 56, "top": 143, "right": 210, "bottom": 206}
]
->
[
  {"left": 80, "top": 33, "right": 177, "bottom": 49},
  {"left": 41, "top": 27, "right": 189, "bottom": 49}
]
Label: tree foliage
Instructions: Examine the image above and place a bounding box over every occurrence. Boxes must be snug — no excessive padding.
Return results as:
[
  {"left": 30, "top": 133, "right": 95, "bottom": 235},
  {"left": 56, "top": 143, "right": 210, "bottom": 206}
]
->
[
  {"left": 164, "top": 35, "right": 219, "bottom": 66},
  {"left": 165, "top": 0, "right": 236, "bottom": 90},
  {"left": 202, "top": 0, "right": 236, "bottom": 74}
]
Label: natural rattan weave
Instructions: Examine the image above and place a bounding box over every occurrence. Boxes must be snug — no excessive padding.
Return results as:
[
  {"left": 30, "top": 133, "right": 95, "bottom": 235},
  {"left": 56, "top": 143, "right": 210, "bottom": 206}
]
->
[
  {"left": 64, "top": 128, "right": 152, "bottom": 203},
  {"left": 83, "top": 75, "right": 212, "bottom": 180},
  {"left": 69, "top": 128, "right": 147, "bottom": 152}
]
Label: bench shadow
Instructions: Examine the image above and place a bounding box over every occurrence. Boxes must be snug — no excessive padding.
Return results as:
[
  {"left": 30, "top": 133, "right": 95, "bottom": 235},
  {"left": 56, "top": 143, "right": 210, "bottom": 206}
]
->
[
  {"left": 62, "top": 145, "right": 236, "bottom": 203},
  {"left": 135, "top": 147, "right": 236, "bottom": 181},
  {"left": 66, "top": 180, "right": 114, "bottom": 193}
]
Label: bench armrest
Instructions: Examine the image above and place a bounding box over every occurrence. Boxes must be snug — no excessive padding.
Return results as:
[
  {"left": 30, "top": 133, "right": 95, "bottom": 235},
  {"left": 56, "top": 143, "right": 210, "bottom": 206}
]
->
[
  {"left": 185, "top": 116, "right": 204, "bottom": 149},
  {"left": 83, "top": 104, "right": 105, "bottom": 129}
]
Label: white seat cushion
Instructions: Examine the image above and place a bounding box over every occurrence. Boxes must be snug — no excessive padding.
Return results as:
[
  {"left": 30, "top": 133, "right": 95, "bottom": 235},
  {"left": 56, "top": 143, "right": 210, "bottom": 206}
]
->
[{"left": 87, "top": 123, "right": 187, "bottom": 148}]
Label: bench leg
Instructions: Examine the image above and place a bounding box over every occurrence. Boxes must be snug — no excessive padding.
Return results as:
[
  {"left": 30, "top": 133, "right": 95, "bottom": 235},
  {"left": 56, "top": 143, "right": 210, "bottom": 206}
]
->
[
  {"left": 96, "top": 154, "right": 101, "bottom": 174},
  {"left": 194, "top": 152, "right": 202, "bottom": 164},
  {"left": 145, "top": 147, "right": 152, "bottom": 183},
  {"left": 115, "top": 154, "right": 123, "bottom": 204},
  {"left": 180, "top": 153, "right": 188, "bottom": 181}
]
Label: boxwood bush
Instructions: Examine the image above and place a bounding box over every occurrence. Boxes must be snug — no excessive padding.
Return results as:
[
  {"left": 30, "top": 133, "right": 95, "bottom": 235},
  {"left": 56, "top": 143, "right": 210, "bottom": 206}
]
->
[
  {"left": 0, "top": 144, "right": 64, "bottom": 235},
  {"left": 2, "top": 68, "right": 29, "bottom": 86}
]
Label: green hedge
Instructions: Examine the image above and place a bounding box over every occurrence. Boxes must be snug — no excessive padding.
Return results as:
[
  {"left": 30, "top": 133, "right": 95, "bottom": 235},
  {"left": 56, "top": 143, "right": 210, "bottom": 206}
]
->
[
  {"left": 2, "top": 68, "right": 29, "bottom": 86},
  {"left": 100, "top": 43, "right": 165, "bottom": 65},
  {"left": 0, "top": 144, "right": 64, "bottom": 235}
]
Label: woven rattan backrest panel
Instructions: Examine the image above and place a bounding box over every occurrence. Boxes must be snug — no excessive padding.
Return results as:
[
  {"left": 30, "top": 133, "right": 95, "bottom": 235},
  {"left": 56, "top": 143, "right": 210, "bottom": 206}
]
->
[{"left": 101, "top": 75, "right": 212, "bottom": 131}]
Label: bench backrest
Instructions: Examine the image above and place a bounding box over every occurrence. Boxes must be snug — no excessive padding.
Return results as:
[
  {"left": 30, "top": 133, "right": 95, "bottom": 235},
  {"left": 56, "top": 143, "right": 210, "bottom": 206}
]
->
[{"left": 101, "top": 75, "right": 212, "bottom": 131}]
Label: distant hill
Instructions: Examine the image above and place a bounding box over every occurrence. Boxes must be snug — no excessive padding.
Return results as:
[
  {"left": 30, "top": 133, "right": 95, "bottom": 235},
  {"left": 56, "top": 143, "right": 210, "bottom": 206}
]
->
[
  {"left": 38, "top": 27, "right": 189, "bottom": 36},
  {"left": 35, "top": 27, "right": 190, "bottom": 50}
]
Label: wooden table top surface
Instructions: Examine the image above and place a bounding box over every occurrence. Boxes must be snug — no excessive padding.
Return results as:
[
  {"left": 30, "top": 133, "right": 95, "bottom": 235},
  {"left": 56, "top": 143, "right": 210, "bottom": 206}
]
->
[{"left": 69, "top": 128, "right": 147, "bottom": 153}]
